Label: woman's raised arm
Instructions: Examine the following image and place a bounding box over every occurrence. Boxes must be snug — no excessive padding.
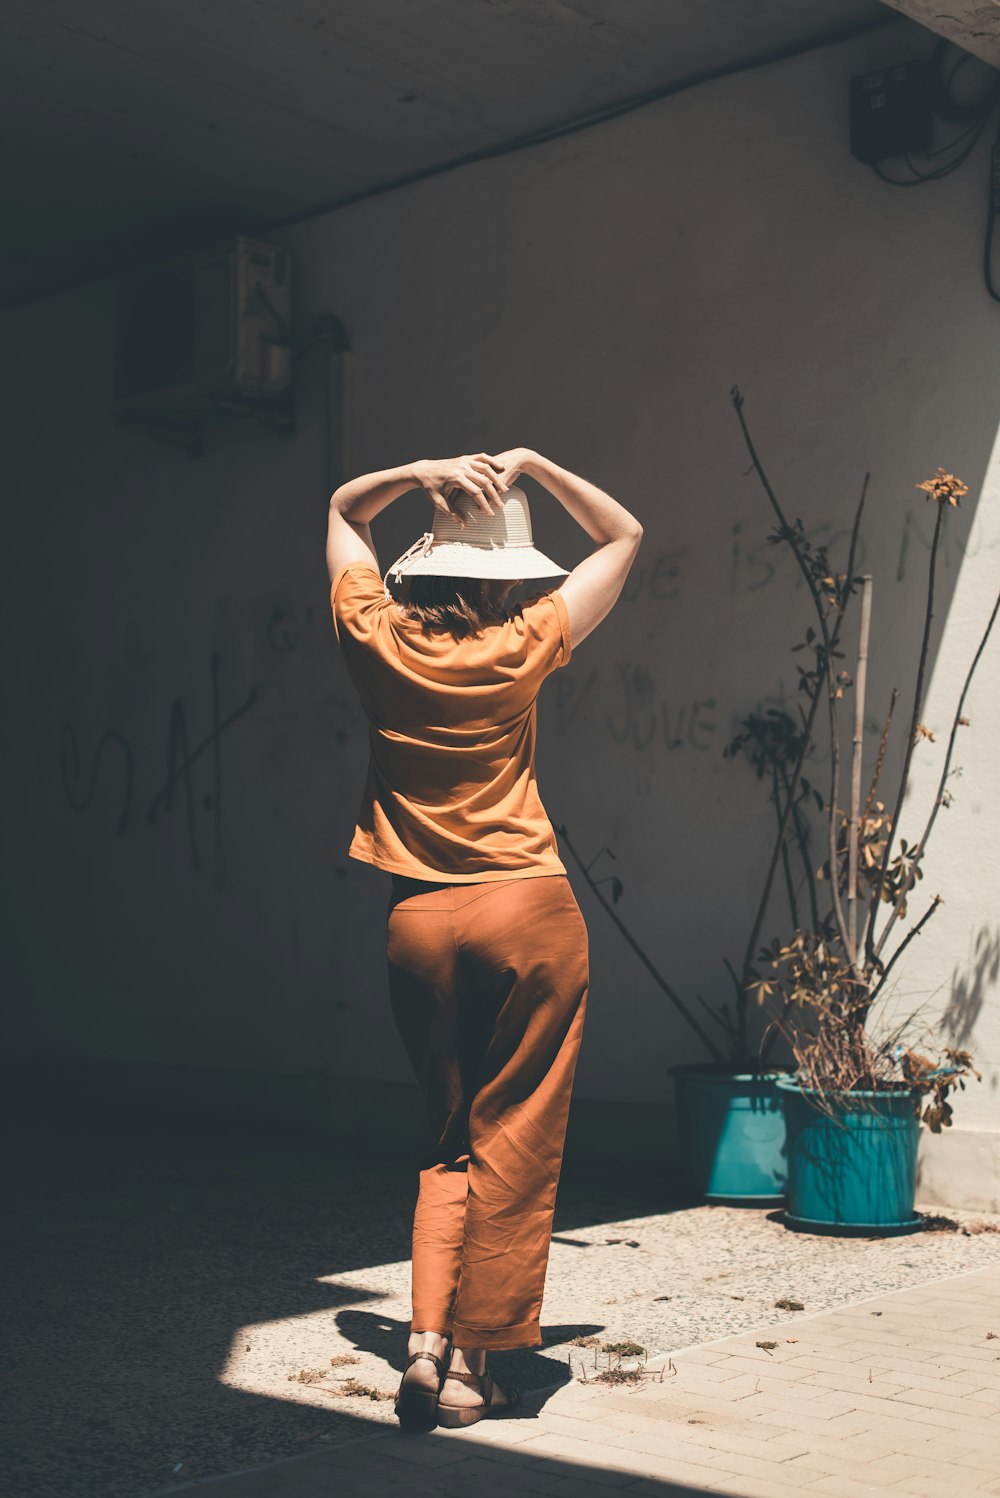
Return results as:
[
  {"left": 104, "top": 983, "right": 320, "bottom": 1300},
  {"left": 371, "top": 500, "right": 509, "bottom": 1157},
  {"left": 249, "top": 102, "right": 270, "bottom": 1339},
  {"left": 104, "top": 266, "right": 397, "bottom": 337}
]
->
[
  {"left": 515, "top": 449, "right": 643, "bottom": 651},
  {"left": 331, "top": 455, "right": 508, "bottom": 526}
]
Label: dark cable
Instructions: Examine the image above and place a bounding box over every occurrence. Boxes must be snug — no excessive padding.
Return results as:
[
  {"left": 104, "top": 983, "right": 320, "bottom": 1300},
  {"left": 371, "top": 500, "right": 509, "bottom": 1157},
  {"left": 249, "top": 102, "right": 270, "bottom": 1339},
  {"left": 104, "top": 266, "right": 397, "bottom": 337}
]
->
[
  {"left": 871, "top": 117, "right": 985, "bottom": 186},
  {"left": 868, "top": 39, "right": 1000, "bottom": 304},
  {"left": 928, "top": 37, "right": 991, "bottom": 124},
  {"left": 984, "top": 110, "right": 1000, "bottom": 302},
  {"left": 870, "top": 38, "right": 1000, "bottom": 188},
  {"left": 904, "top": 108, "right": 995, "bottom": 181}
]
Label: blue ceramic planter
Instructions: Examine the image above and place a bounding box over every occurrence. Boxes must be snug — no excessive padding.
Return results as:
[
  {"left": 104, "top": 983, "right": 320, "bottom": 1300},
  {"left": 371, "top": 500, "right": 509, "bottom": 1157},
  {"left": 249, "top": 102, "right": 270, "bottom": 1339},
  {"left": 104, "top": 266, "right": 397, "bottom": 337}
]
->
[
  {"left": 775, "top": 1076, "right": 922, "bottom": 1235},
  {"left": 669, "top": 1062, "right": 790, "bottom": 1203}
]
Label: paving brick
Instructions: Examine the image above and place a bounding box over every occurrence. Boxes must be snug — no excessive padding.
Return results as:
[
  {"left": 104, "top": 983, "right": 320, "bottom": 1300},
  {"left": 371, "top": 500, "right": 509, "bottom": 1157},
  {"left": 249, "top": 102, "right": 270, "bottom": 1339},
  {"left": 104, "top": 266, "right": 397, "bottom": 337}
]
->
[
  {"left": 862, "top": 1357, "right": 971, "bottom": 1380},
  {"left": 594, "top": 1391, "right": 745, "bottom": 1425},
  {"left": 606, "top": 1396, "right": 818, "bottom": 1442},
  {"left": 609, "top": 1390, "right": 769, "bottom": 1422},
  {"left": 910, "top": 1434, "right": 1000, "bottom": 1467},
  {"left": 785, "top": 1353, "right": 881, "bottom": 1376},
  {"left": 883, "top": 1382, "right": 999, "bottom": 1417},
  {"left": 965, "top": 1386, "right": 1000, "bottom": 1409},
  {"left": 676, "top": 1425, "right": 814, "bottom": 1464},
  {"left": 797, "top": 1369, "right": 908, "bottom": 1397},
  {"left": 350, "top": 1433, "right": 487, "bottom": 1468},
  {"left": 444, "top": 1440, "right": 532, "bottom": 1470},
  {"left": 641, "top": 1476, "right": 810, "bottom": 1498},
  {"left": 886, "top": 1476, "right": 997, "bottom": 1498},
  {"left": 813, "top": 1408, "right": 958, "bottom": 1450},
  {"left": 942, "top": 1359, "right": 1000, "bottom": 1379},
  {"left": 753, "top": 1408, "right": 875, "bottom": 1441},
  {"left": 712, "top": 1353, "right": 832, "bottom": 1381},
  {"left": 807, "top": 1476, "right": 901, "bottom": 1498},
  {"left": 841, "top": 1341, "right": 948, "bottom": 1362},
  {"left": 746, "top": 1378, "right": 830, "bottom": 1404},
  {"left": 719, "top": 1342, "right": 823, "bottom": 1364},
  {"left": 786, "top": 1432, "right": 899, "bottom": 1463},
  {"left": 699, "top": 1449, "right": 834, "bottom": 1485},
  {"left": 759, "top": 1390, "right": 863, "bottom": 1419},
  {"left": 867, "top": 1369, "right": 985, "bottom": 1396},
  {"left": 264, "top": 1463, "right": 407, "bottom": 1498},
  {"left": 866, "top": 1450, "right": 996, "bottom": 1488},
  {"left": 179, "top": 1480, "right": 284, "bottom": 1497},
  {"left": 511, "top": 1436, "right": 645, "bottom": 1486},
  {"left": 836, "top": 1391, "right": 998, "bottom": 1435},
  {"left": 933, "top": 1346, "right": 1000, "bottom": 1366},
  {"left": 434, "top": 1454, "right": 617, "bottom": 1498},
  {"left": 546, "top": 1406, "right": 717, "bottom": 1443},
  {"left": 434, "top": 1421, "right": 538, "bottom": 1447},
  {"left": 669, "top": 1348, "right": 732, "bottom": 1367},
  {"left": 671, "top": 1359, "right": 761, "bottom": 1383},
  {"left": 715, "top": 1411, "right": 829, "bottom": 1441},
  {"left": 279, "top": 1451, "right": 446, "bottom": 1497},
  {"left": 511, "top": 1409, "right": 724, "bottom": 1467},
  {"left": 828, "top": 1342, "right": 943, "bottom": 1364},
  {"left": 516, "top": 1433, "right": 741, "bottom": 1489},
  {"left": 653, "top": 1371, "right": 767, "bottom": 1400}
]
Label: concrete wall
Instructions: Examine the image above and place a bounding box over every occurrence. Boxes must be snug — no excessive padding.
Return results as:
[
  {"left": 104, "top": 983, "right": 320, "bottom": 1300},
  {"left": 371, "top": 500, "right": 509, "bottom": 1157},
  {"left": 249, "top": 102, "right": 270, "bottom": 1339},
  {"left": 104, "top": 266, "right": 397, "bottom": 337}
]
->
[{"left": 3, "top": 16, "right": 998, "bottom": 1205}]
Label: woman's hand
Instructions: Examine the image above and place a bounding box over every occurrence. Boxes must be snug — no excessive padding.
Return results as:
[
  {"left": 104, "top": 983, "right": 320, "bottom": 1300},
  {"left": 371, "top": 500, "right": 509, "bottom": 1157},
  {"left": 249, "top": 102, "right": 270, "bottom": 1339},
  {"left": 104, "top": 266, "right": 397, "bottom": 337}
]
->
[
  {"left": 489, "top": 447, "right": 536, "bottom": 491},
  {"left": 414, "top": 453, "right": 509, "bottom": 529}
]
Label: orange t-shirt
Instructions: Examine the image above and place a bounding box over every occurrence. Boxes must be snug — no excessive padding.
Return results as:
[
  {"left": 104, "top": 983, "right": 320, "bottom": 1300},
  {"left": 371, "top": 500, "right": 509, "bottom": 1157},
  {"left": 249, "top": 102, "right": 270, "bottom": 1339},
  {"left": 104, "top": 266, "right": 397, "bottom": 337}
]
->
[{"left": 329, "top": 559, "right": 572, "bottom": 882}]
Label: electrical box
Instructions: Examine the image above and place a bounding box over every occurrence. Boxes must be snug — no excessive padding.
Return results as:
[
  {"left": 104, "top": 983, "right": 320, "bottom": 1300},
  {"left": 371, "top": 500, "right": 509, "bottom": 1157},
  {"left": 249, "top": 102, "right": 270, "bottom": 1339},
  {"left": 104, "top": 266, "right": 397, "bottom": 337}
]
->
[
  {"left": 114, "top": 235, "right": 292, "bottom": 449},
  {"left": 850, "top": 60, "right": 932, "bottom": 164}
]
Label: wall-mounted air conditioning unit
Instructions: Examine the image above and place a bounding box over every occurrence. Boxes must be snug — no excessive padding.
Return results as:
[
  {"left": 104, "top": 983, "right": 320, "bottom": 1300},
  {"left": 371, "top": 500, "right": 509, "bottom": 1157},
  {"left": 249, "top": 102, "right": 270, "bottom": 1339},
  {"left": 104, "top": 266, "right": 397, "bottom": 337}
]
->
[{"left": 114, "top": 235, "right": 293, "bottom": 450}]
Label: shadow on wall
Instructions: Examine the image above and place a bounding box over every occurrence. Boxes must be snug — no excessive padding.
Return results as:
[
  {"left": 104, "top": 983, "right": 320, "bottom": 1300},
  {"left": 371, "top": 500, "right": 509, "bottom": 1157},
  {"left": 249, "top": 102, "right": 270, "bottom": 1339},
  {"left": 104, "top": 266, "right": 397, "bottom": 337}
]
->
[{"left": 941, "top": 923, "right": 1000, "bottom": 1050}]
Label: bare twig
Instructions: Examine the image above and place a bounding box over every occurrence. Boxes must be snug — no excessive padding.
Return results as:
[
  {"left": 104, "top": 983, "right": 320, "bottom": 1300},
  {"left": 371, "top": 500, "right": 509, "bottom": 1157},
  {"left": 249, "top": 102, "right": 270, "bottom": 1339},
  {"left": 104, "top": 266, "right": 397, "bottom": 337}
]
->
[
  {"left": 867, "top": 500, "right": 946, "bottom": 966},
  {"left": 735, "top": 682, "right": 822, "bottom": 1026},
  {"left": 774, "top": 759, "right": 820, "bottom": 929},
  {"left": 773, "top": 765, "right": 800, "bottom": 929},
  {"left": 869, "top": 897, "right": 944, "bottom": 1004},
  {"left": 555, "top": 821, "right": 728, "bottom": 1061},
  {"left": 848, "top": 576, "right": 873, "bottom": 969},
  {"left": 863, "top": 689, "right": 900, "bottom": 820},
  {"left": 824, "top": 660, "right": 853, "bottom": 966},
  {"left": 856, "top": 687, "right": 900, "bottom": 963},
  {"left": 731, "top": 386, "right": 863, "bottom": 965},
  {"left": 731, "top": 388, "right": 836, "bottom": 648},
  {"left": 873, "top": 586, "right": 1000, "bottom": 963}
]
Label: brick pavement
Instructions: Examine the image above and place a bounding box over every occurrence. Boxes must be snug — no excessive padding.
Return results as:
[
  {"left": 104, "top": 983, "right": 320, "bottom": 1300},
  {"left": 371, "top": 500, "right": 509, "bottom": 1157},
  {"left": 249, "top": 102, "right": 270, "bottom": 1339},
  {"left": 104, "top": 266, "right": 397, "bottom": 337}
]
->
[{"left": 164, "top": 1263, "right": 1000, "bottom": 1497}]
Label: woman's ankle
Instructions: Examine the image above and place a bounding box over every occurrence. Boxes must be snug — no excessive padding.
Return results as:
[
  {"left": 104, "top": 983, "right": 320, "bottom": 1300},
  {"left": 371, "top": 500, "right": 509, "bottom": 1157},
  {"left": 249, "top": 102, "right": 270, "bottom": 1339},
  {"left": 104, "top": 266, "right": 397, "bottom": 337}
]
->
[
  {"left": 408, "top": 1328, "right": 450, "bottom": 1358},
  {"left": 449, "top": 1344, "right": 486, "bottom": 1376}
]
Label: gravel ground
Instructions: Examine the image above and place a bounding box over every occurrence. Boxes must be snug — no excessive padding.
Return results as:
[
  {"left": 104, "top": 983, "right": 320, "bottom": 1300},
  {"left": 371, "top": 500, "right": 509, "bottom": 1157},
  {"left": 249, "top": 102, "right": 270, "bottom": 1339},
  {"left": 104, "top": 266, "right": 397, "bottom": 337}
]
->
[{"left": 3, "top": 1123, "right": 998, "bottom": 1498}]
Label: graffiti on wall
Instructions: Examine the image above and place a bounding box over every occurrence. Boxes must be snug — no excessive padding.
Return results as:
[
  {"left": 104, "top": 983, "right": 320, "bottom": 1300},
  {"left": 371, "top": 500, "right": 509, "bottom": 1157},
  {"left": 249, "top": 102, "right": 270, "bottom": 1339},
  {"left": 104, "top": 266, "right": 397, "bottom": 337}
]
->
[
  {"left": 56, "top": 492, "right": 994, "bottom": 881},
  {"left": 59, "top": 651, "right": 258, "bottom": 889}
]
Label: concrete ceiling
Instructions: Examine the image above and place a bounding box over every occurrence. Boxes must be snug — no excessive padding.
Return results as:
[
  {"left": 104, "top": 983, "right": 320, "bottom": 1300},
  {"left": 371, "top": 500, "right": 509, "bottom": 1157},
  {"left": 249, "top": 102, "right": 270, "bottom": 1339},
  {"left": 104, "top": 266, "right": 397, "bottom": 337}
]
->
[
  {"left": 3, "top": 0, "right": 894, "bottom": 309},
  {"left": 882, "top": 0, "right": 1000, "bottom": 68}
]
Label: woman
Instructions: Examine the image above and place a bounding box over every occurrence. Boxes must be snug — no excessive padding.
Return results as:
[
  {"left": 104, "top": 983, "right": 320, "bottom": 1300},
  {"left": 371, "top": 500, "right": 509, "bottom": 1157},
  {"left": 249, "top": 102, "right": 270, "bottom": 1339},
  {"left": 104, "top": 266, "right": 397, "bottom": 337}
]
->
[{"left": 326, "top": 446, "right": 642, "bottom": 1430}]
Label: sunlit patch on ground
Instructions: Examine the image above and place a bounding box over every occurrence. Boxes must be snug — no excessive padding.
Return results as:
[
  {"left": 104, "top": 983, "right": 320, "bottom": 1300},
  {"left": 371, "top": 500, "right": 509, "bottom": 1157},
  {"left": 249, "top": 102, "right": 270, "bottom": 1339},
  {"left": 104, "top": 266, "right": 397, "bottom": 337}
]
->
[{"left": 217, "top": 1201, "right": 1000, "bottom": 1423}]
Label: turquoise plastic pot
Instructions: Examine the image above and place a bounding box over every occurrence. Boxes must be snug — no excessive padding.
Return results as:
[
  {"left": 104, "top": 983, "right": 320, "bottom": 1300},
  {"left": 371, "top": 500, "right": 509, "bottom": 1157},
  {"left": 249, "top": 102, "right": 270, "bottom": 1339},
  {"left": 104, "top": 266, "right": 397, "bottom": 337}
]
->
[
  {"left": 669, "top": 1062, "right": 790, "bottom": 1203},
  {"left": 775, "top": 1076, "right": 922, "bottom": 1235}
]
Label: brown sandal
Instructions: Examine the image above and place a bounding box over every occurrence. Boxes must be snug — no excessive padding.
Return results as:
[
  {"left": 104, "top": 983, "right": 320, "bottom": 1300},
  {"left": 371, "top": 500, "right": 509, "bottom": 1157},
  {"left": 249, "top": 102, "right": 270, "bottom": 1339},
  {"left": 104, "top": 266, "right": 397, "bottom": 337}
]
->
[
  {"left": 394, "top": 1348, "right": 447, "bottom": 1432},
  {"left": 436, "top": 1366, "right": 522, "bottom": 1428}
]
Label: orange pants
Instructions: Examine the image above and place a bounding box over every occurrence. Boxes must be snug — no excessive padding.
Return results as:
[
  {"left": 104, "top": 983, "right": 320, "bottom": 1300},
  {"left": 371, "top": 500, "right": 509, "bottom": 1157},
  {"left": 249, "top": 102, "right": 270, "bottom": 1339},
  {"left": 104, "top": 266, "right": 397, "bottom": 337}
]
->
[{"left": 385, "top": 872, "right": 589, "bottom": 1351}]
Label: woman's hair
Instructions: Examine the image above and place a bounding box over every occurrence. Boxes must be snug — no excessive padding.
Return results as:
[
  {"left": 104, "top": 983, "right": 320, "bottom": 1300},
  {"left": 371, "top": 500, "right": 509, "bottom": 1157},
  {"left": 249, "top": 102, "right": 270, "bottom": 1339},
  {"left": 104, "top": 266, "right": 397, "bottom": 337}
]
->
[{"left": 396, "top": 575, "right": 543, "bottom": 640}]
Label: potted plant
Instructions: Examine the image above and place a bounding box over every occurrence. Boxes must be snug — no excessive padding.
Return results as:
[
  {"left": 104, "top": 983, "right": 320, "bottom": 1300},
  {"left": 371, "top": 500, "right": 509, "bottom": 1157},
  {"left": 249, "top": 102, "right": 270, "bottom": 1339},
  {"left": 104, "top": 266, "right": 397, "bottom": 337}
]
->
[
  {"left": 729, "top": 386, "right": 994, "bottom": 1234},
  {"left": 556, "top": 806, "right": 795, "bottom": 1205},
  {"left": 554, "top": 398, "right": 832, "bottom": 1202}
]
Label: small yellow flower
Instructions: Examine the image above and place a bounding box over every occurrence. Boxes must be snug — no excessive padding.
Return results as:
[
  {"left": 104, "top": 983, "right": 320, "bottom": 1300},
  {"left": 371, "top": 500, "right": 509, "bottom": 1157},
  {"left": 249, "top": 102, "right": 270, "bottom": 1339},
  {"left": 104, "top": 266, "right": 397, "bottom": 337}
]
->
[{"left": 915, "top": 468, "right": 967, "bottom": 506}]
